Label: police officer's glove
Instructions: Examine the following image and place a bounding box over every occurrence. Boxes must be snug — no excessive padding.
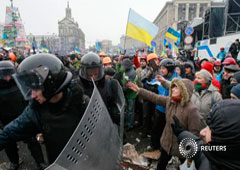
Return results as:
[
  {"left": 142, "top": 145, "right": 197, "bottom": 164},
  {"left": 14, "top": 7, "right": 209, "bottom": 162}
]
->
[
  {"left": 171, "top": 115, "right": 185, "bottom": 137},
  {"left": 83, "top": 95, "right": 90, "bottom": 105}
]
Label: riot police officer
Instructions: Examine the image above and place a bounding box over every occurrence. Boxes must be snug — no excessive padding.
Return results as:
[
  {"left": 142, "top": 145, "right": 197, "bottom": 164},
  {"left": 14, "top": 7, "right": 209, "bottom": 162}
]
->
[
  {"left": 79, "top": 52, "right": 121, "bottom": 125},
  {"left": 0, "top": 60, "right": 46, "bottom": 170},
  {"left": 0, "top": 54, "right": 86, "bottom": 164}
]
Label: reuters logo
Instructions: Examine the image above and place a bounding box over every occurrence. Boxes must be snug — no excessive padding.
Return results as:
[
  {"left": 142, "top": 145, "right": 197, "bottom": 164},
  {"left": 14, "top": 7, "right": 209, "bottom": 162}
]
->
[{"left": 179, "top": 138, "right": 198, "bottom": 159}]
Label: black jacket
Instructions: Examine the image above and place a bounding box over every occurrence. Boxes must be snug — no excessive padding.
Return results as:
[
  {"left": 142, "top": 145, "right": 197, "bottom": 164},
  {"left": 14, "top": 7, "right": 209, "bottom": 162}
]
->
[
  {"left": 0, "top": 80, "right": 27, "bottom": 125},
  {"left": 79, "top": 77, "right": 121, "bottom": 125},
  {"left": 229, "top": 43, "right": 240, "bottom": 59},
  {"left": 0, "top": 81, "right": 86, "bottom": 163},
  {"left": 177, "top": 99, "right": 240, "bottom": 170},
  {"left": 221, "top": 78, "right": 231, "bottom": 99}
]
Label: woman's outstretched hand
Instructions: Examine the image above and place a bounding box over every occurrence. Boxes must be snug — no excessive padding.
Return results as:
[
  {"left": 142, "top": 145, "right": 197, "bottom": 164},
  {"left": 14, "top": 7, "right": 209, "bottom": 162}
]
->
[
  {"left": 156, "top": 75, "right": 166, "bottom": 83},
  {"left": 126, "top": 82, "right": 140, "bottom": 93}
]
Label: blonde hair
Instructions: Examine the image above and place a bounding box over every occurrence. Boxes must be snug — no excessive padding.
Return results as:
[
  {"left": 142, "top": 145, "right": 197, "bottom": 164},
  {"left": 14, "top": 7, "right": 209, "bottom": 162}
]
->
[
  {"left": 195, "top": 70, "right": 212, "bottom": 82},
  {"left": 195, "top": 71, "right": 203, "bottom": 78}
]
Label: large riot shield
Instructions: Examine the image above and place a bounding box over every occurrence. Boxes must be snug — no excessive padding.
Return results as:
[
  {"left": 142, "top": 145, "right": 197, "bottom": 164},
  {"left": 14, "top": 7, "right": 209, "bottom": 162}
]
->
[
  {"left": 45, "top": 81, "right": 125, "bottom": 170},
  {"left": 113, "top": 80, "right": 125, "bottom": 141}
]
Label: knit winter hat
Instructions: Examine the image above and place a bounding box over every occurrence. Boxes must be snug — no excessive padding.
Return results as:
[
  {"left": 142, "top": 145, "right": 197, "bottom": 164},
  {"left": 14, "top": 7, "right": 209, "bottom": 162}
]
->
[
  {"left": 121, "top": 59, "right": 133, "bottom": 70},
  {"left": 232, "top": 71, "right": 240, "bottom": 83},
  {"left": 197, "top": 69, "right": 213, "bottom": 82},
  {"left": 231, "top": 84, "right": 240, "bottom": 99},
  {"left": 201, "top": 61, "right": 214, "bottom": 75}
]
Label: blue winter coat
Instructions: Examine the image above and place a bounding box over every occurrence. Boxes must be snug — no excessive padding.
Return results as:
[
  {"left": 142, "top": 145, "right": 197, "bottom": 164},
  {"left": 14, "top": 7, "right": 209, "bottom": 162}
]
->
[{"left": 148, "top": 71, "right": 181, "bottom": 113}]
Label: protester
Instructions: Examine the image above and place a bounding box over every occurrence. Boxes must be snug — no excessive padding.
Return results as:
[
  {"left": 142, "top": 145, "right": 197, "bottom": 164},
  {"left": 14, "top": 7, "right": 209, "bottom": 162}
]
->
[
  {"left": 213, "top": 60, "right": 222, "bottom": 77},
  {"left": 102, "top": 56, "right": 112, "bottom": 68},
  {"left": 216, "top": 47, "right": 226, "bottom": 62},
  {"left": 147, "top": 58, "right": 180, "bottom": 151},
  {"left": 230, "top": 71, "right": 240, "bottom": 85},
  {"left": 229, "top": 39, "right": 240, "bottom": 60},
  {"left": 219, "top": 58, "right": 240, "bottom": 98},
  {"left": 201, "top": 61, "right": 221, "bottom": 92},
  {"left": 68, "top": 54, "right": 80, "bottom": 70},
  {"left": 137, "top": 53, "right": 156, "bottom": 137},
  {"left": 231, "top": 84, "right": 240, "bottom": 99},
  {"left": 165, "top": 45, "right": 172, "bottom": 58},
  {"left": 120, "top": 59, "right": 137, "bottom": 130},
  {"left": 127, "top": 78, "right": 200, "bottom": 170},
  {"left": 135, "top": 54, "right": 149, "bottom": 127},
  {"left": 99, "top": 51, "right": 107, "bottom": 61},
  {"left": 172, "top": 99, "right": 240, "bottom": 170},
  {"left": 184, "top": 61, "right": 195, "bottom": 81},
  {"left": 191, "top": 70, "right": 222, "bottom": 129},
  {"left": 175, "top": 60, "right": 185, "bottom": 77}
]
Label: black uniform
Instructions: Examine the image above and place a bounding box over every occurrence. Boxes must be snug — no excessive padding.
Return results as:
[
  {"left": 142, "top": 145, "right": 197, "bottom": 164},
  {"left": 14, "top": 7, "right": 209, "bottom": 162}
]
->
[
  {"left": 79, "top": 52, "right": 121, "bottom": 125},
  {"left": 0, "top": 61, "right": 45, "bottom": 170},
  {"left": 0, "top": 54, "right": 86, "bottom": 165}
]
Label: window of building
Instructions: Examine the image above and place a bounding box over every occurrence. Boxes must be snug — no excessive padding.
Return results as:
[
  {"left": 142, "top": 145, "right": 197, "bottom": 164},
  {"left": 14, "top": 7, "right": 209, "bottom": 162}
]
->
[
  {"left": 200, "top": 4, "right": 208, "bottom": 17},
  {"left": 189, "top": 4, "right": 197, "bottom": 21},
  {"left": 178, "top": 4, "right": 186, "bottom": 21}
]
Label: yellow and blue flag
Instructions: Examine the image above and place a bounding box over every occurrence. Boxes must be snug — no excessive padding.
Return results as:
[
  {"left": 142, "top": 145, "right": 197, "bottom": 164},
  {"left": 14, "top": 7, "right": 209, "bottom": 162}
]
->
[
  {"left": 165, "top": 27, "right": 180, "bottom": 41},
  {"left": 118, "top": 46, "right": 124, "bottom": 53},
  {"left": 126, "top": 9, "right": 159, "bottom": 47},
  {"left": 163, "top": 39, "right": 172, "bottom": 50},
  {"left": 41, "top": 46, "right": 49, "bottom": 53},
  {"left": 74, "top": 46, "right": 81, "bottom": 54}
]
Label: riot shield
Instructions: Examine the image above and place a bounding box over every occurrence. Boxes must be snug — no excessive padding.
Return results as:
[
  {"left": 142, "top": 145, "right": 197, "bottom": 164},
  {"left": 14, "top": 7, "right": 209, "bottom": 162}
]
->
[
  {"left": 45, "top": 81, "right": 124, "bottom": 170},
  {"left": 113, "top": 81, "right": 125, "bottom": 141}
]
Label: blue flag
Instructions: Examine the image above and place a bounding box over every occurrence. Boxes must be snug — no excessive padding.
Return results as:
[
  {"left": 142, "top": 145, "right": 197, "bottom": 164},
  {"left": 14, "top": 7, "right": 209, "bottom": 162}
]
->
[
  {"left": 74, "top": 46, "right": 81, "bottom": 54},
  {"left": 95, "top": 42, "right": 102, "bottom": 51},
  {"left": 163, "top": 39, "right": 172, "bottom": 50}
]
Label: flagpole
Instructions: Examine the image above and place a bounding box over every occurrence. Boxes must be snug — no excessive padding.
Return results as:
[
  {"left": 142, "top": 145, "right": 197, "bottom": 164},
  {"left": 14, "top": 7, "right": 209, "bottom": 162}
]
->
[{"left": 123, "top": 8, "right": 131, "bottom": 54}]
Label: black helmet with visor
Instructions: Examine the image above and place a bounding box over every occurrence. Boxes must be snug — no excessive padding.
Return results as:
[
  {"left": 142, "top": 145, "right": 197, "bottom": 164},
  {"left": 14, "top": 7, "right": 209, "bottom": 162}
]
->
[
  {"left": 79, "top": 52, "right": 104, "bottom": 81},
  {"left": 13, "top": 53, "right": 72, "bottom": 100}
]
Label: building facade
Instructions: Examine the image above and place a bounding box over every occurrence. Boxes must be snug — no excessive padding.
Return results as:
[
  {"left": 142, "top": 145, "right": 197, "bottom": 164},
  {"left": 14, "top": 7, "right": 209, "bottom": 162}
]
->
[
  {"left": 153, "top": 0, "right": 225, "bottom": 53},
  {"left": 100, "top": 40, "right": 112, "bottom": 53},
  {"left": 58, "top": 2, "right": 85, "bottom": 54},
  {"left": 120, "top": 35, "right": 146, "bottom": 51},
  {"left": 27, "top": 33, "right": 61, "bottom": 54}
]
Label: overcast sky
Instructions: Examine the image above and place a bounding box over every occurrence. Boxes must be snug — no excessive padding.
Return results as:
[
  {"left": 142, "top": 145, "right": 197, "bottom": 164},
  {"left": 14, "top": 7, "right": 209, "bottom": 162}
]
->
[{"left": 0, "top": 0, "right": 169, "bottom": 47}]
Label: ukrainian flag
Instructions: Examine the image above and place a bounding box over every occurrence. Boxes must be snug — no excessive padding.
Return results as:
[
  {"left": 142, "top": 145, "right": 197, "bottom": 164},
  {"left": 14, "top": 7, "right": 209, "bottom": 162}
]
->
[
  {"left": 74, "top": 46, "right": 81, "bottom": 54},
  {"left": 41, "top": 46, "right": 49, "bottom": 53},
  {"left": 165, "top": 27, "right": 180, "bottom": 41},
  {"left": 126, "top": 9, "right": 159, "bottom": 47}
]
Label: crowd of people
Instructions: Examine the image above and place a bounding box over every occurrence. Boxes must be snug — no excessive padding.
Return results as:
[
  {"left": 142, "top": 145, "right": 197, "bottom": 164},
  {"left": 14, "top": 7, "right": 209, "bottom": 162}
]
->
[{"left": 0, "top": 38, "right": 240, "bottom": 170}]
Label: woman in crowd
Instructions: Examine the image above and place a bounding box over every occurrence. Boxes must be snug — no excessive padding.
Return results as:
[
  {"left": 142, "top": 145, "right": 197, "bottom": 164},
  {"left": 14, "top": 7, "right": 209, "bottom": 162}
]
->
[
  {"left": 175, "top": 60, "right": 185, "bottom": 77},
  {"left": 184, "top": 61, "right": 195, "bottom": 81},
  {"left": 127, "top": 78, "right": 200, "bottom": 170},
  {"left": 191, "top": 69, "right": 222, "bottom": 129}
]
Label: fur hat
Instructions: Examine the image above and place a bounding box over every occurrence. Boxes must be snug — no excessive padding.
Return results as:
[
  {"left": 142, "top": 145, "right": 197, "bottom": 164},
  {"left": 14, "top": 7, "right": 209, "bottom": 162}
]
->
[{"left": 169, "top": 78, "right": 194, "bottom": 106}]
